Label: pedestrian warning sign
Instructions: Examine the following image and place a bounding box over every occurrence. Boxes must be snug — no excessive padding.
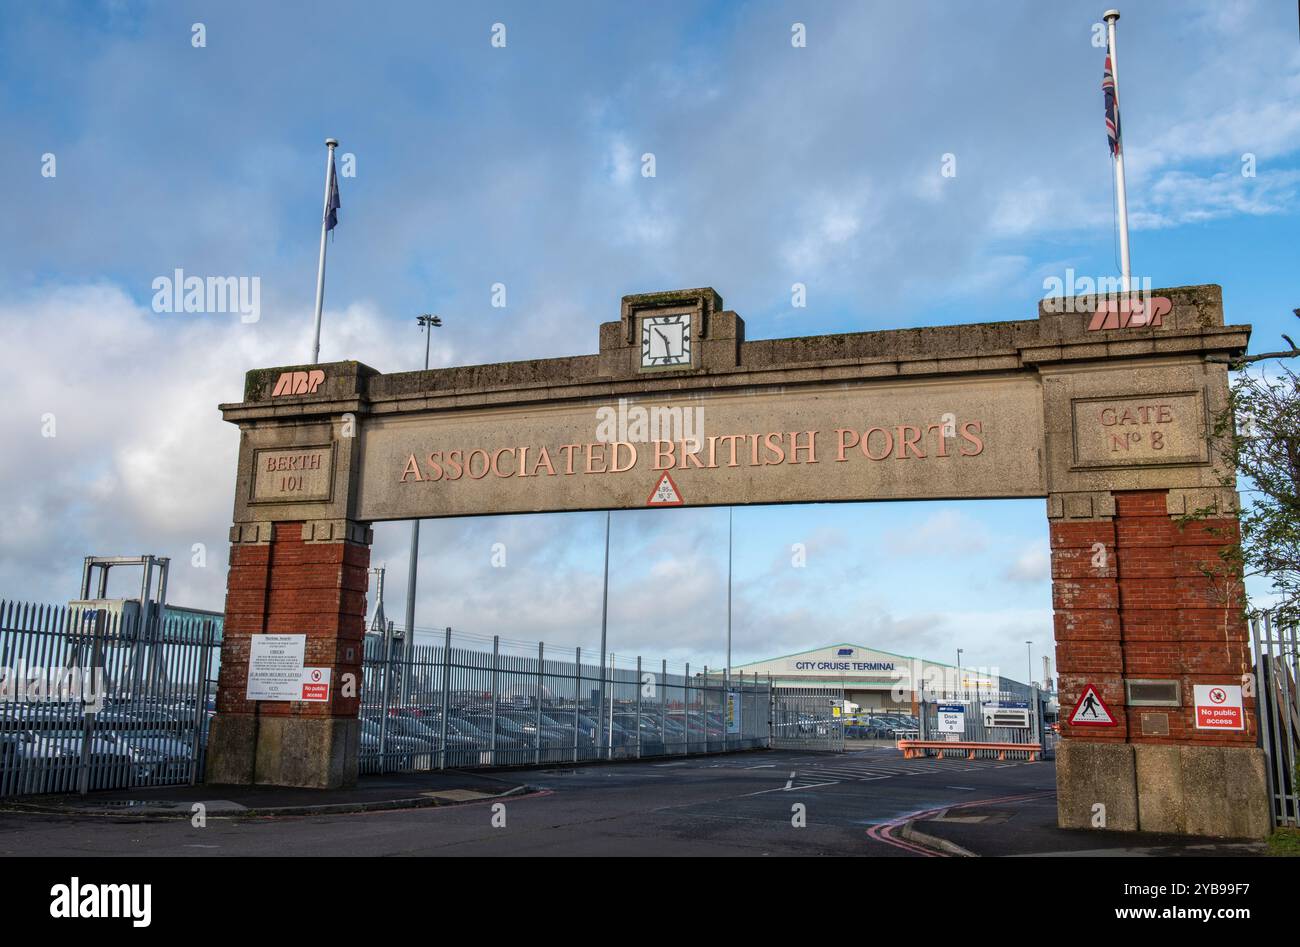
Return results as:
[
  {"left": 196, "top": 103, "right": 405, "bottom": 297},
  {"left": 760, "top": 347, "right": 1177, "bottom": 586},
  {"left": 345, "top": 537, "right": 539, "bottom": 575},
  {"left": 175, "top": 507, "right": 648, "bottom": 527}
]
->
[
  {"left": 647, "top": 472, "right": 683, "bottom": 506},
  {"left": 1068, "top": 683, "right": 1116, "bottom": 727}
]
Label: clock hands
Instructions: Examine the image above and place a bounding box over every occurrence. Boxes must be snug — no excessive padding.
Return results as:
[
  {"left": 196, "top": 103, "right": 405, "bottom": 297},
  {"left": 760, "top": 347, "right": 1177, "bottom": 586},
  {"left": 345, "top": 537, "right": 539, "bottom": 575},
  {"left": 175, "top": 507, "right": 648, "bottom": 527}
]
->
[{"left": 643, "top": 319, "right": 687, "bottom": 366}]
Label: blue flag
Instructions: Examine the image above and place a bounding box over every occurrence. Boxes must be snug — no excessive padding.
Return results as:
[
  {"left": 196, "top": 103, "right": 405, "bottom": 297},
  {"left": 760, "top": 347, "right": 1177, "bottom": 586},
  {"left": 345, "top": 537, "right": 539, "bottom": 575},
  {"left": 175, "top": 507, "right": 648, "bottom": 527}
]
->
[{"left": 325, "top": 154, "right": 341, "bottom": 231}]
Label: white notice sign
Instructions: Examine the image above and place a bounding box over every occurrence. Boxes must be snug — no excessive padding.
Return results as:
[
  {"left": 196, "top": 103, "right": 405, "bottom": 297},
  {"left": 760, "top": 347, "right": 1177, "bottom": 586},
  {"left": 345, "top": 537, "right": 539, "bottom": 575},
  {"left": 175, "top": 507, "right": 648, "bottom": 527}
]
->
[
  {"left": 937, "top": 704, "right": 965, "bottom": 734},
  {"left": 246, "top": 634, "right": 307, "bottom": 701}
]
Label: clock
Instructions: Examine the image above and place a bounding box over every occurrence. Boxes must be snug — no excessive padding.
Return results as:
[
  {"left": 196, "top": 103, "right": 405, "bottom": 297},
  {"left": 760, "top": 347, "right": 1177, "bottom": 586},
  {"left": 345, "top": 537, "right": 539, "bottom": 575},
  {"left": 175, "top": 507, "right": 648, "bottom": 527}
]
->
[{"left": 640, "top": 314, "right": 692, "bottom": 368}]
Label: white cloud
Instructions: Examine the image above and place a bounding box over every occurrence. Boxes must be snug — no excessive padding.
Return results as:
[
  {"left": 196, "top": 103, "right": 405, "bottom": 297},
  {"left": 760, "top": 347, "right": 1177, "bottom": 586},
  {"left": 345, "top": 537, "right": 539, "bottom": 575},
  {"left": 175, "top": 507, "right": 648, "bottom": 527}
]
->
[
  {"left": 0, "top": 283, "right": 408, "bottom": 608},
  {"left": 1132, "top": 169, "right": 1300, "bottom": 229},
  {"left": 1004, "top": 541, "right": 1051, "bottom": 584},
  {"left": 883, "top": 509, "right": 988, "bottom": 557}
]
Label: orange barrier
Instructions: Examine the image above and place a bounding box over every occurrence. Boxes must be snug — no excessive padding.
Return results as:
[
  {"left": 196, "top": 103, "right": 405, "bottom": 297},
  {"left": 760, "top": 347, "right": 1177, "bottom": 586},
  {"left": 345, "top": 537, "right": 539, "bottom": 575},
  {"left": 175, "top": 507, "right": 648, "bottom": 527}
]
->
[{"left": 896, "top": 739, "right": 1041, "bottom": 762}]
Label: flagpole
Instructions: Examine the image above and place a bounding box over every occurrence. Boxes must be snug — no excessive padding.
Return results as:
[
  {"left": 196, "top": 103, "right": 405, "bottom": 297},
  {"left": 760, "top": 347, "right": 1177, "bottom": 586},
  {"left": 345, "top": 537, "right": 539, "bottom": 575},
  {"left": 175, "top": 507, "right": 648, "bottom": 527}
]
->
[
  {"left": 310, "top": 137, "right": 339, "bottom": 364},
  {"left": 1104, "top": 11, "right": 1131, "bottom": 293}
]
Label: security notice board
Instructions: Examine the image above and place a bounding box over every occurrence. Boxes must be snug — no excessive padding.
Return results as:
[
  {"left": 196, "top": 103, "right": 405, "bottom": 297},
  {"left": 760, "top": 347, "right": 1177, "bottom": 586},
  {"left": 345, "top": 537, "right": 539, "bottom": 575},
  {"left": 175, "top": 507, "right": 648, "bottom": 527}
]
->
[{"left": 246, "top": 634, "right": 306, "bottom": 701}]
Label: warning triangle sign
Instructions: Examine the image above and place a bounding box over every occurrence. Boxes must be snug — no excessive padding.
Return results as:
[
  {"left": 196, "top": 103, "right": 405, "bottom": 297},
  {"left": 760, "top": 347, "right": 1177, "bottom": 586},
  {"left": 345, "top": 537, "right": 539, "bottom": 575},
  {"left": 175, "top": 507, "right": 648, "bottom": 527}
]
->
[
  {"left": 1068, "top": 683, "right": 1117, "bottom": 727},
  {"left": 647, "top": 472, "right": 683, "bottom": 506}
]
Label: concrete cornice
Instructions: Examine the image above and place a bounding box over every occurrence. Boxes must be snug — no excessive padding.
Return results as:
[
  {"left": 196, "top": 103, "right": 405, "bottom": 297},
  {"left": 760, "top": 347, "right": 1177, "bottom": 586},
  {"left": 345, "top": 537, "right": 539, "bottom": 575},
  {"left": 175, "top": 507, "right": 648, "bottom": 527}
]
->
[{"left": 219, "top": 284, "right": 1250, "bottom": 424}]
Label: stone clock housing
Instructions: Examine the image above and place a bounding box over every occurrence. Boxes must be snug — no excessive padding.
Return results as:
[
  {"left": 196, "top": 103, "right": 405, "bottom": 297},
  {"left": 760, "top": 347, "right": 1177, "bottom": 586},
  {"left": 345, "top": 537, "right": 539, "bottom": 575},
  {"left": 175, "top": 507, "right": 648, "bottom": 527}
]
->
[{"left": 604, "top": 287, "right": 739, "bottom": 376}]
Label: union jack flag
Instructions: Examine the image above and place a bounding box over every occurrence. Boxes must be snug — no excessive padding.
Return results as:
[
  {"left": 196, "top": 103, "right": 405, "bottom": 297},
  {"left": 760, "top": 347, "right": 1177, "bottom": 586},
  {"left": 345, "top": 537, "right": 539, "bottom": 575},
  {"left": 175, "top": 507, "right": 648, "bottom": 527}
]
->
[{"left": 1103, "top": 51, "right": 1122, "bottom": 156}]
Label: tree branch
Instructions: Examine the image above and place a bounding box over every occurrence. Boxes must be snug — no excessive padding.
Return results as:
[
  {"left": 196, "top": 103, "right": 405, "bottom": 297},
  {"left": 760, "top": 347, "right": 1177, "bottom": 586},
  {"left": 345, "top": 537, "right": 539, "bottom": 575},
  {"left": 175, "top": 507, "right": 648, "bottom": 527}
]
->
[{"left": 1232, "top": 350, "right": 1300, "bottom": 366}]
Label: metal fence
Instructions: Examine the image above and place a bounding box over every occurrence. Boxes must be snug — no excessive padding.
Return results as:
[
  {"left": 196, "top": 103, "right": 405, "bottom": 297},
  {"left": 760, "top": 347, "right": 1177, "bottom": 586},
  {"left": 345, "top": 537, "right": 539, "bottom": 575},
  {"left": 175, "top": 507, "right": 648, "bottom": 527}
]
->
[
  {"left": 770, "top": 686, "right": 844, "bottom": 751},
  {"left": 916, "top": 689, "right": 1047, "bottom": 760},
  {"left": 1252, "top": 612, "right": 1299, "bottom": 828},
  {"left": 360, "top": 629, "right": 772, "bottom": 774},
  {"left": 0, "top": 600, "right": 219, "bottom": 797}
]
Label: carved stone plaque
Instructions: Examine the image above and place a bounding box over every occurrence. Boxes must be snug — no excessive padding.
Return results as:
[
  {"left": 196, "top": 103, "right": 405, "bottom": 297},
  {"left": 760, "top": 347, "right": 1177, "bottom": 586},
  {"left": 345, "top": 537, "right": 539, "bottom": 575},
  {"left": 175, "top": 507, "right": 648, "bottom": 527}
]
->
[
  {"left": 1071, "top": 392, "right": 1206, "bottom": 469},
  {"left": 251, "top": 445, "right": 334, "bottom": 503}
]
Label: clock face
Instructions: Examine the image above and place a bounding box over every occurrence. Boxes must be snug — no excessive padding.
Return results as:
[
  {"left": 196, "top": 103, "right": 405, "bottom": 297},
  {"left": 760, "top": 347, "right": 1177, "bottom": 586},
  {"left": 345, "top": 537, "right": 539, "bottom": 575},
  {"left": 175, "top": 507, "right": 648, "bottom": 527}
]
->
[{"left": 641, "top": 314, "right": 692, "bottom": 368}]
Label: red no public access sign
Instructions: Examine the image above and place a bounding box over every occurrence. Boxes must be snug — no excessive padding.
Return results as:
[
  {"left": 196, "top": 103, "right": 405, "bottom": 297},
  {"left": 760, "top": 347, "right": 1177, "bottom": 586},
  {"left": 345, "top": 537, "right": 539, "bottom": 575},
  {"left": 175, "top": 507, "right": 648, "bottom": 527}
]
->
[
  {"left": 300, "top": 667, "right": 332, "bottom": 702},
  {"left": 1193, "top": 684, "right": 1244, "bottom": 731}
]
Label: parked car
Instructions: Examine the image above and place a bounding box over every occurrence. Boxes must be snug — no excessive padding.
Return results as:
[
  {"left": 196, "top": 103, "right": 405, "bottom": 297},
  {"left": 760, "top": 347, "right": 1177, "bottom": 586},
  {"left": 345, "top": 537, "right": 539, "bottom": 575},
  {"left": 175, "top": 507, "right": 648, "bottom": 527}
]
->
[
  {"left": 359, "top": 719, "right": 435, "bottom": 767},
  {"left": 440, "top": 711, "right": 531, "bottom": 752},
  {"left": 382, "top": 714, "right": 479, "bottom": 753},
  {"left": 94, "top": 729, "right": 192, "bottom": 781},
  {"left": 497, "top": 710, "right": 572, "bottom": 745},
  {"left": 3, "top": 729, "right": 135, "bottom": 790},
  {"left": 576, "top": 713, "right": 637, "bottom": 747}
]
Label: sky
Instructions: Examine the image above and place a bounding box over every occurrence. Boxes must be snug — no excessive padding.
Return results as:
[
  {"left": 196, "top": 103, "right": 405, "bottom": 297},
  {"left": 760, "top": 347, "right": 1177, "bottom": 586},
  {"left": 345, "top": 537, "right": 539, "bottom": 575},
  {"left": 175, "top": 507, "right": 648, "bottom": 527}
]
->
[{"left": 1, "top": 1, "right": 1297, "bottom": 684}]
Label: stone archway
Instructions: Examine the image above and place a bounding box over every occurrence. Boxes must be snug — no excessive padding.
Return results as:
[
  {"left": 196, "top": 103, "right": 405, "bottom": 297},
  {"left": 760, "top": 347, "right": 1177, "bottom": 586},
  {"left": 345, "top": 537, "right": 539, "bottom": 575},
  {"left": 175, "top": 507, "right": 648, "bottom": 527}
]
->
[{"left": 208, "top": 284, "right": 1268, "bottom": 838}]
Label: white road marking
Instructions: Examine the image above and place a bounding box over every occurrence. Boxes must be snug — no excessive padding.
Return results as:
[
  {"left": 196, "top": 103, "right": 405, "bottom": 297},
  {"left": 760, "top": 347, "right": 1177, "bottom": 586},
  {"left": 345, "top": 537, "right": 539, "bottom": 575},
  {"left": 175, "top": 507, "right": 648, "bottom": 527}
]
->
[{"left": 744, "top": 780, "right": 840, "bottom": 796}]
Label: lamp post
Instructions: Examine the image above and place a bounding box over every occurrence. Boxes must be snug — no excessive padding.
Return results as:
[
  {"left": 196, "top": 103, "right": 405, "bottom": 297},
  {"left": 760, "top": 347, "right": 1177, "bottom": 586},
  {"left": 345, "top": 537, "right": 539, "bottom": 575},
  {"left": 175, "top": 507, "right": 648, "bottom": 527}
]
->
[
  {"left": 598, "top": 510, "right": 611, "bottom": 759},
  {"left": 402, "top": 314, "right": 442, "bottom": 700},
  {"left": 956, "top": 648, "right": 963, "bottom": 698},
  {"left": 1026, "top": 640, "right": 1033, "bottom": 689},
  {"left": 726, "top": 507, "right": 733, "bottom": 689}
]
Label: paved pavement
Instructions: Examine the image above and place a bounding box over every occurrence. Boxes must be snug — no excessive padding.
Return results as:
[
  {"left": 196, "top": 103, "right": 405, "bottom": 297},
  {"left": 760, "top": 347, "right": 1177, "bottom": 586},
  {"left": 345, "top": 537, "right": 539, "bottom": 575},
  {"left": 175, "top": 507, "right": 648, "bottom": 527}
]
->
[
  {"left": 1, "top": 769, "right": 523, "bottom": 817},
  {"left": 0, "top": 747, "right": 1266, "bottom": 856},
  {"left": 0, "top": 747, "right": 1054, "bottom": 856},
  {"left": 912, "top": 789, "right": 1266, "bottom": 857}
]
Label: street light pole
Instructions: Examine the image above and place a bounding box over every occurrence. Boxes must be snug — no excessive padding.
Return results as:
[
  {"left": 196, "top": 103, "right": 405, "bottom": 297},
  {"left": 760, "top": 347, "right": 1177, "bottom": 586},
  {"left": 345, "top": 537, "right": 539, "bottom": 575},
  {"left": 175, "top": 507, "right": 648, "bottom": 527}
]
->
[
  {"left": 598, "top": 510, "right": 612, "bottom": 759},
  {"left": 403, "top": 314, "right": 442, "bottom": 691},
  {"left": 956, "top": 648, "right": 963, "bottom": 698},
  {"left": 1026, "top": 640, "right": 1033, "bottom": 688},
  {"left": 726, "top": 507, "right": 733, "bottom": 689}
]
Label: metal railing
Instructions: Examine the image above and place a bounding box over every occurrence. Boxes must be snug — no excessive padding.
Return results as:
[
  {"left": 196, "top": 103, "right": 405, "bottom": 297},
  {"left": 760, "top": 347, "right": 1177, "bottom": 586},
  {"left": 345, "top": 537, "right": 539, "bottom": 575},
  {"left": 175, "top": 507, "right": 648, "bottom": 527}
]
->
[
  {"left": 359, "top": 629, "right": 771, "bottom": 774},
  {"left": 915, "top": 688, "right": 1046, "bottom": 760},
  {"left": 1252, "top": 611, "right": 1299, "bottom": 827},
  {"left": 0, "top": 600, "right": 218, "bottom": 797},
  {"left": 770, "top": 686, "right": 845, "bottom": 750}
]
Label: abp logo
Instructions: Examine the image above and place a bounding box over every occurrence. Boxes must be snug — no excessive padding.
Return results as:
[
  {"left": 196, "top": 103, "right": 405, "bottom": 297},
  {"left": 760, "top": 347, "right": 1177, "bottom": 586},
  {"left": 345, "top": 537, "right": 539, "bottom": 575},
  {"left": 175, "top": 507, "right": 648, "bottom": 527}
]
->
[
  {"left": 1086, "top": 296, "right": 1172, "bottom": 331},
  {"left": 271, "top": 369, "right": 325, "bottom": 397}
]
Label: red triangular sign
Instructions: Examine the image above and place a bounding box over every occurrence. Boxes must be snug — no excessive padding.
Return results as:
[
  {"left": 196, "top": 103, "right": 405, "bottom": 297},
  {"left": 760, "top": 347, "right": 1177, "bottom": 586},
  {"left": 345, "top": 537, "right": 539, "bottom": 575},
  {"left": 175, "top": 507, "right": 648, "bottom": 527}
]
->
[
  {"left": 647, "top": 472, "right": 683, "bottom": 506},
  {"left": 1068, "top": 683, "right": 1117, "bottom": 727}
]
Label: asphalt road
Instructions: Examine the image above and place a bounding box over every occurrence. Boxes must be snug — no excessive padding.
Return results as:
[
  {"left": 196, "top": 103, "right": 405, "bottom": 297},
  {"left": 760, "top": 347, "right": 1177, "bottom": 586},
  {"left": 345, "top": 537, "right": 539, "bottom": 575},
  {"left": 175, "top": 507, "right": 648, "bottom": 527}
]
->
[{"left": 0, "top": 747, "right": 1055, "bottom": 857}]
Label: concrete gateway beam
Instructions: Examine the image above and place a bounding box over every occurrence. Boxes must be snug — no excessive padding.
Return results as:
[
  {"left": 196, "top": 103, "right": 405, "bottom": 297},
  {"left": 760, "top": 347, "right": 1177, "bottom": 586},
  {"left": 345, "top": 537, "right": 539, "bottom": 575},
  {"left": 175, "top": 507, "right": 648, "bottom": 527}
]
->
[
  {"left": 210, "top": 284, "right": 1271, "bottom": 839},
  {"left": 220, "top": 284, "right": 1247, "bottom": 521}
]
